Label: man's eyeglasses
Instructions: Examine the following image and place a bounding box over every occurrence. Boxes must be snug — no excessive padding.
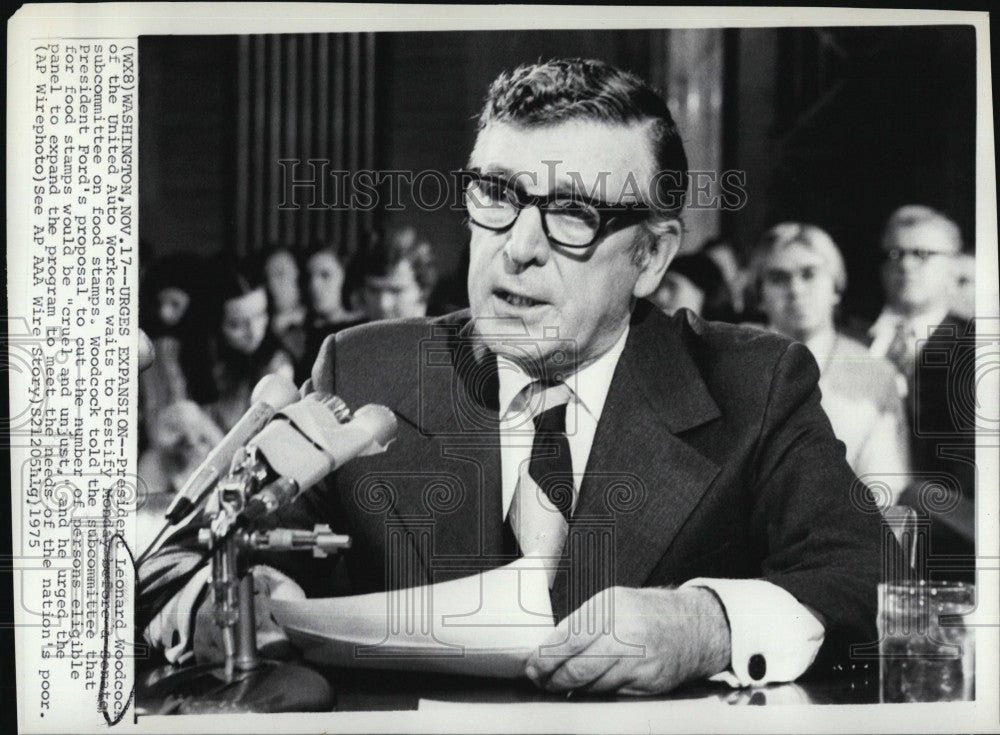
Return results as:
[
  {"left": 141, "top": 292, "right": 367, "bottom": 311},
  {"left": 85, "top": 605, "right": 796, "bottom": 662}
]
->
[
  {"left": 461, "top": 170, "right": 651, "bottom": 249},
  {"left": 883, "top": 247, "right": 952, "bottom": 263}
]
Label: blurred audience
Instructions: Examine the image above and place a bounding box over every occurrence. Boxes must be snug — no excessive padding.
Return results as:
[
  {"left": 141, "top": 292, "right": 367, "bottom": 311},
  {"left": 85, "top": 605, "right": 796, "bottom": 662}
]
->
[
  {"left": 702, "top": 236, "right": 749, "bottom": 317},
  {"left": 301, "top": 244, "right": 365, "bottom": 382},
  {"left": 138, "top": 329, "right": 156, "bottom": 372},
  {"left": 137, "top": 400, "right": 225, "bottom": 554},
  {"left": 751, "top": 222, "right": 910, "bottom": 503},
  {"left": 260, "top": 244, "right": 308, "bottom": 365},
  {"left": 138, "top": 251, "right": 214, "bottom": 446},
  {"left": 306, "top": 245, "right": 355, "bottom": 324},
  {"left": 872, "top": 206, "right": 967, "bottom": 375},
  {"left": 650, "top": 251, "right": 734, "bottom": 321},
  {"left": 870, "top": 206, "right": 975, "bottom": 575},
  {"left": 203, "top": 260, "right": 295, "bottom": 432},
  {"left": 950, "top": 251, "right": 975, "bottom": 321},
  {"left": 356, "top": 227, "right": 439, "bottom": 321},
  {"left": 427, "top": 245, "right": 470, "bottom": 315}
]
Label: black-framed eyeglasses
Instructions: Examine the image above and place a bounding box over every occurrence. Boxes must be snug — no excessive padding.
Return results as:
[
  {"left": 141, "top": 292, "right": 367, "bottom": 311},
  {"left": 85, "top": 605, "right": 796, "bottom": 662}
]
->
[{"left": 460, "top": 170, "right": 652, "bottom": 249}]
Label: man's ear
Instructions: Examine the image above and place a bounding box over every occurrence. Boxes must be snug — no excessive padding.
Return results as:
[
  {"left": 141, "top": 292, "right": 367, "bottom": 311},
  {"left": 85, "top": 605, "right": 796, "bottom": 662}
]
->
[{"left": 633, "top": 219, "right": 683, "bottom": 299}]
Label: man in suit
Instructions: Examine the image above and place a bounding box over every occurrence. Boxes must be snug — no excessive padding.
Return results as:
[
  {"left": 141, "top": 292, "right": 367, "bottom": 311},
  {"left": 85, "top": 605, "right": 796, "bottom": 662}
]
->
[
  {"left": 141, "top": 59, "right": 884, "bottom": 695},
  {"left": 355, "top": 226, "right": 438, "bottom": 321},
  {"left": 869, "top": 205, "right": 976, "bottom": 578}
]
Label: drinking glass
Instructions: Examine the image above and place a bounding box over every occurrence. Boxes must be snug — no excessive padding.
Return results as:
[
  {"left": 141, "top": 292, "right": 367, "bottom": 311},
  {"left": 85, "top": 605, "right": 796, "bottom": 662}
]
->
[{"left": 878, "top": 581, "right": 975, "bottom": 703}]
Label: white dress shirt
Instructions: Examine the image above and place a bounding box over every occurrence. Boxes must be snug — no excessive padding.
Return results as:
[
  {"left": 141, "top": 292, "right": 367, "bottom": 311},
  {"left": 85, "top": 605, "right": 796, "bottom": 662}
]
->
[
  {"left": 868, "top": 306, "right": 951, "bottom": 400},
  {"left": 497, "top": 325, "right": 824, "bottom": 688},
  {"left": 803, "top": 327, "right": 911, "bottom": 504},
  {"left": 868, "top": 306, "right": 951, "bottom": 359}
]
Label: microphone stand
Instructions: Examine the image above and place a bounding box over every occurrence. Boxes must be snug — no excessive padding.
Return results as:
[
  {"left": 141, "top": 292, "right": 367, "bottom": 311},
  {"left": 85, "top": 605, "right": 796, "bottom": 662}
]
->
[{"left": 141, "top": 446, "right": 351, "bottom": 714}]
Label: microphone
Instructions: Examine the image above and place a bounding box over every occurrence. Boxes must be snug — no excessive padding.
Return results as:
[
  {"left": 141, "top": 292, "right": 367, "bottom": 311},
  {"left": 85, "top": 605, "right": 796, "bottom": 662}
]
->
[
  {"left": 245, "top": 392, "right": 398, "bottom": 510},
  {"left": 164, "top": 373, "right": 300, "bottom": 524}
]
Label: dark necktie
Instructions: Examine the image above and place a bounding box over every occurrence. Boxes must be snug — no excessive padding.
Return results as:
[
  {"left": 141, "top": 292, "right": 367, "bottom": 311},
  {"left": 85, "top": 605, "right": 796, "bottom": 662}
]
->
[
  {"left": 529, "top": 402, "right": 574, "bottom": 520},
  {"left": 886, "top": 319, "right": 917, "bottom": 388},
  {"left": 503, "top": 384, "right": 574, "bottom": 575}
]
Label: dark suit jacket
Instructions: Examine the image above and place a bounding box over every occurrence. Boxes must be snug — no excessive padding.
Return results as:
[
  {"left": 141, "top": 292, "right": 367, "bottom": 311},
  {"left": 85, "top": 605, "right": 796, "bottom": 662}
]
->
[
  {"left": 907, "top": 314, "right": 976, "bottom": 490},
  {"left": 905, "top": 314, "right": 977, "bottom": 573},
  {"left": 140, "top": 301, "right": 884, "bottom": 673},
  {"left": 847, "top": 312, "right": 976, "bottom": 571}
]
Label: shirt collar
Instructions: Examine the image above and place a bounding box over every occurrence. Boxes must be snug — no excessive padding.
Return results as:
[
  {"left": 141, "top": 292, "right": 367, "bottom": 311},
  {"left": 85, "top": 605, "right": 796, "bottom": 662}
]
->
[
  {"left": 496, "top": 359, "right": 535, "bottom": 421},
  {"left": 871, "top": 305, "right": 951, "bottom": 340},
  {"left": 497, "top": 325, "right": 630, "bottom": 422},
  {"left": 803, "top": 326, "right": 837, "bottom": 357}
]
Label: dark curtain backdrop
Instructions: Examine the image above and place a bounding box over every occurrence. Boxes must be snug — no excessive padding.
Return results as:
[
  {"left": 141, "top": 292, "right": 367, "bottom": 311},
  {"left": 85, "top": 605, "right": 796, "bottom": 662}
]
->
[
  {"left": 138, "top": 33, "right": 376, "bottom": 265},
  {"left": 235, "top": 33, "right": 376, "bottom": 260}
]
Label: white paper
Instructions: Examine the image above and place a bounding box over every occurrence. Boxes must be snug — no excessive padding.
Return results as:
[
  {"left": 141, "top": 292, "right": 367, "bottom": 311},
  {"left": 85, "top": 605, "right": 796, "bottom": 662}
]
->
[{"left": 270, "top": 558, "right": 556, "bottom": 677}]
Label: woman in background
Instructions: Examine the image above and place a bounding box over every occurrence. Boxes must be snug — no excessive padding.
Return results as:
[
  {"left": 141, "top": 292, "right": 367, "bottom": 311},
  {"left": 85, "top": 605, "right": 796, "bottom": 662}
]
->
[
  {"left": 261, "top": 244, "right": 308, "bottom": 365},
  {"left": 138, "top": 251, "right": 214, "bottom": 446},
  {"left": 300, "top": 244, "right": 365, "bottom": 381},
  {"left": 203, "top": 260, "right": 295, "bottom": 432},
  {"left": 650, "top": 251, "right": 735, "bottom": 321},
  {"left": 751, "top": 222, "right": 911, "bottom": 504},
  {"left": 137, "top": 252, "right": 221, "bottom": 552}
]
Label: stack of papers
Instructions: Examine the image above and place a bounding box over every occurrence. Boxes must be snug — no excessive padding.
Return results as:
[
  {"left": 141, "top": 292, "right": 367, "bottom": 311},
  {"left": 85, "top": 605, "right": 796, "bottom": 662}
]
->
[{"left": 269, "top": 559, "right": 556, "bottom": 677}]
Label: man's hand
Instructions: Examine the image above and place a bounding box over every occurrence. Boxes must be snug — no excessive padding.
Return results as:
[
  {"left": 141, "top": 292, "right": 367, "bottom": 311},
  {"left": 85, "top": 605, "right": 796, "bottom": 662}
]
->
[
  {"left": 524, "top": 586, "right": 731, "bottom": 695},
  {"left": 193, "top": 565, "right": 306, "bottom": 664}
]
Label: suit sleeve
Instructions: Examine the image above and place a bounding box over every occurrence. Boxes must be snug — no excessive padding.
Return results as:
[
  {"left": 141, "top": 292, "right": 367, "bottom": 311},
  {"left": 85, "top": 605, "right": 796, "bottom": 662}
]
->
[{"left": 750, "top": 341, "right": 889, "bottom": 670}]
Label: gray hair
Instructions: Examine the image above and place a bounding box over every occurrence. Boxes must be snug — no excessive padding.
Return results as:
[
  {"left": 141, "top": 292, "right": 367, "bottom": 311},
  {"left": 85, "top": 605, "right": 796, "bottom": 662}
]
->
[{"left": 882, "top": 205, "right": 963, "bottom": 252}]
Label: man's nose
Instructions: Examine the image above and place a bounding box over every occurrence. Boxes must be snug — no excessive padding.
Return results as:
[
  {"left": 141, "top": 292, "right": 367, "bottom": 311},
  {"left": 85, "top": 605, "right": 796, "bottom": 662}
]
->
[
  {"left": 887, "top": 250, "right": 920, "bottom": 270},
  {"left": 503, "top": 207, "right": 550, "bottom": 268},
  {"left": 900, "top": 253, "right": 926, "bottom": 270}
]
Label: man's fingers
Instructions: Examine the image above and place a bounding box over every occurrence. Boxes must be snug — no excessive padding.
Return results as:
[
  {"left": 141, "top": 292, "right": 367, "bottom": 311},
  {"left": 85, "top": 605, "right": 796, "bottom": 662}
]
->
[
  {"left": 576, "top": 661, "right": 640, "bottom": 694},
  {"left": 541, "top": 647, "right": 620, "bottom": 692},
  {"left": 525, "top": 616, "right": 599, "bottom": 680},
  {"left": 526, "top": 588, "right": 623, "bottom": 685}
]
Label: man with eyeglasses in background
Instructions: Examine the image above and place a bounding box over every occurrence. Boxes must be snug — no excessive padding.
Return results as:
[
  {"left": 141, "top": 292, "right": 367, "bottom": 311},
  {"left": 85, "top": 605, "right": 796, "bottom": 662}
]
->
[
  {"left": 870, "top": 205, "right": 976, "bottom": 580},
  {"left": 141, "top": 58, "right": 886, "bottom": 697}
]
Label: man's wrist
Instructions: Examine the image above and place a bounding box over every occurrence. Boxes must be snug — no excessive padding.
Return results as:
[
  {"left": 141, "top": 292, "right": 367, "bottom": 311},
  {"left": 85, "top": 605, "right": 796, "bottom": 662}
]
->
[{"left": 681, "top": 586, "right": 732, "bottom": 679}]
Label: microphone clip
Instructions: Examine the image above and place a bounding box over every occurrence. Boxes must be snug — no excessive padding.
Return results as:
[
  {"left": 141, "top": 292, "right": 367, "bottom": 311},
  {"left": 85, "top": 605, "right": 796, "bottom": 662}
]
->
[
  {"left": 195, "top": 442, "right": 352, "bottom": 679},
  {"left": 206, "top": 445, "right": 273, "bottom": 544}
]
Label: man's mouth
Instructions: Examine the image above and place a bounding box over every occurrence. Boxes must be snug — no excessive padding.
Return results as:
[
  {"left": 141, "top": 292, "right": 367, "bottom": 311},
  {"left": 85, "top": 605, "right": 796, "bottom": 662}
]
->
[{"left": 494, "top": 288, "right": 545, "bottom": 308}]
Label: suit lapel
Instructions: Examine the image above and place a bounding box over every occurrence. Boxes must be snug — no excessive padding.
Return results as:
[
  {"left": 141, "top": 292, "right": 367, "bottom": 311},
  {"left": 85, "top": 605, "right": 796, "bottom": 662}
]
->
[
  {"left": 384, "top": 316, "right": 507, "bottom": 581},
  {"left": 569, "top": 306, "right": 722, "bottom": 593},
  {"left": 352, "top": 306, "right": 722, "bottom": 598}
]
